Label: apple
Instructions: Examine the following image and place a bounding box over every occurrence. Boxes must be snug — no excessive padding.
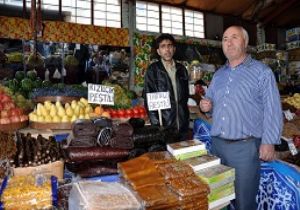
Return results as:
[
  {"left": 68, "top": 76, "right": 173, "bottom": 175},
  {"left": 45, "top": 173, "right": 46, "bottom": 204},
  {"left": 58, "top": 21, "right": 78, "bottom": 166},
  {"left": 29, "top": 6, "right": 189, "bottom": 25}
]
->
[
  {"left": 1, "top": 110, "right": 9, "bottom": 118},
  {"left": 3, "top": 102, "right": 15, "bottom": 110},
  {"left": 10, "top": 116, "right": 20, "bottom": 123},
  {"left": 9, "top": 108, "right": 23, "bottom": 117},
  {"left": 1, "top": 95, "right": 12, "bottom": 103},
  {"left": 0, "top": 117, "right": 11, "bottom": 124},
  {"left": 20, "top": 115, "right": 28, "bottom": 122}
]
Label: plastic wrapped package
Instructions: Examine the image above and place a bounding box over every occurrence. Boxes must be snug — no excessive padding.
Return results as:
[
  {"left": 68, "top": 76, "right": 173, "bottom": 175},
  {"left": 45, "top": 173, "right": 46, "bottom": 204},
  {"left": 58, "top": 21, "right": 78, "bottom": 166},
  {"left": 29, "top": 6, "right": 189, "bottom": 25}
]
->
[
  {"left": 141, "top": 151, "right": 175, "bottom": 164},
  {"left": 135, "top": 184, "right": 178, "bottom": 209},
  {"left": 118, "top": 156, "right": 164, "bottom": 189},
  {"left": 68, "top": 181, "right": 142, "bottom": 210},
  {"left": 57, "top": 183, "right": 72, "bottom": 210},
  {"left": 65, "top": 146, "right": 130, "bottom": 162},
  {"left": 157, "top": 161, "right": 194, "bottom": 180},
  {"left": 167, "top": 175, "right": 209, "bottom": 197},
  {"left": 0, "top": 175, "right": 58, "bottom": 210}
]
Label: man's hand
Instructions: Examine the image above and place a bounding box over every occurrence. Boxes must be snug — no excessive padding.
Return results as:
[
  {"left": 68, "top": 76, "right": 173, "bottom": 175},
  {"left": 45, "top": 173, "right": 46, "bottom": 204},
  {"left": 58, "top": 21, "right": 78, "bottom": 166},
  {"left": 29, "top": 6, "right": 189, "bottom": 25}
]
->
[
  {"left": 259, "top": 144, "right": 275, "bottom": 161},
  {"left": 199, "top": 98, "right": 212, "bottom": 113}
]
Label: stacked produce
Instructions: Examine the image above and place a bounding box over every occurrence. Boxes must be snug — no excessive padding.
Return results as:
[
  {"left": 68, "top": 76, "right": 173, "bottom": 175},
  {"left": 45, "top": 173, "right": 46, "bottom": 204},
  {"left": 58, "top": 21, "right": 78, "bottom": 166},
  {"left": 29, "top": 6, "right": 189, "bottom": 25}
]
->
[
  {"left": 29, "top": 98, "right": 92, "bottom": 123},
  {"left": 12, "top": 132, "right": 62, "bottom": 168},
  {"left": 95, "top": 105, "right": 147, "bottom": 119},
  {"left": 0, "top": 88, "right": 29, "bottom": 125},
  {"left": 283, "top": 93, "right": 300, "bottom": 109},
  {"left": 5, "top": 70, "right": 42, "bottom": 99},
  {"left": 101, "top": 81, "right": 133, "bottom": 109},
  {"left": 0, "top": 85, "right": 33, "bottom": 112}
]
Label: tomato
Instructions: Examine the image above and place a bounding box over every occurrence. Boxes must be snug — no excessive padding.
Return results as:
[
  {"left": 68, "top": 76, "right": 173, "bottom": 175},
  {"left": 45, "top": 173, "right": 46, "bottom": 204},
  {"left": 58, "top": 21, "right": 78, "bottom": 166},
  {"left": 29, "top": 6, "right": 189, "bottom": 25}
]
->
[
  {"left": 133, "top": 113, "right": 141, "bottom": 118},
  {"left": 138, "top": 107, "right": 146, "bottom": 114},
  {"left": 110, "top": 109, "right": 117, "bottom": 118},
  {"left": 117, "top": 109, "right": 126, "bottom": 118},
  {"left": 132, "top": 107, "right": 140, "bottom": 115},
  {"left": 125, "top": 108, "right": 134, "bottom": 118}
]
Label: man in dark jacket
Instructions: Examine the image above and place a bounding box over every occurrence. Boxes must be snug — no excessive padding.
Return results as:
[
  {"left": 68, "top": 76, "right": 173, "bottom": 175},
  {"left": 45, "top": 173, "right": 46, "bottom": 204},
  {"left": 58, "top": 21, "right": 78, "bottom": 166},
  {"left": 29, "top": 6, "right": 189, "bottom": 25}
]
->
[{"left": 143, "top": 34, "right": 189, "bottom": 141}]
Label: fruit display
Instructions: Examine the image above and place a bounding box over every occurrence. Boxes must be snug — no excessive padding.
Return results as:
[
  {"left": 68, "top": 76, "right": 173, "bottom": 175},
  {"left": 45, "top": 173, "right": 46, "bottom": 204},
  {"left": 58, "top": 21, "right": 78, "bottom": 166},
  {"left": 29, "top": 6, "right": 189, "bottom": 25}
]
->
[
  {"left": 93, "top": 105, "right": 147, "bottom": 119},
  {"left": 29, "top": 98, "right": 93, "bottom": 123},
  {"left": 0, "top": 89, "right": 28, "bottom": 125},
  {"left": 102, "top": 81, "right": 134, "bottom": 109},
  {"left": 5, "top": 70, "right": 42, "bottom": 99},
  {"left": 283, "top": 93, "right": 300, "bottom": 109},
  {"left": 0, "top": 85, "right": 34, "bottom": 111}
]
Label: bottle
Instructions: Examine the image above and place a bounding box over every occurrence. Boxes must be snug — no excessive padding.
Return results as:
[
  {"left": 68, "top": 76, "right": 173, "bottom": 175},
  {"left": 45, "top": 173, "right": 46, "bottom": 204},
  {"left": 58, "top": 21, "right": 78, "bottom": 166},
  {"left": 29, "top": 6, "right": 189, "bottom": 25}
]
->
[{"left": 45, "top": 68, "right": 50, "bottom": 81}]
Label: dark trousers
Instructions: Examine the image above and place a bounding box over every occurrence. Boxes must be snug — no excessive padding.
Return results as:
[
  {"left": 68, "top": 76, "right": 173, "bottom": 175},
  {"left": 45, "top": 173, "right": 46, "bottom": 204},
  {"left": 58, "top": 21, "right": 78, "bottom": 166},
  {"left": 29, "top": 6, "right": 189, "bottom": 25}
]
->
[{"left": 211, "top": 136, "right": 261, "bottom": 210}]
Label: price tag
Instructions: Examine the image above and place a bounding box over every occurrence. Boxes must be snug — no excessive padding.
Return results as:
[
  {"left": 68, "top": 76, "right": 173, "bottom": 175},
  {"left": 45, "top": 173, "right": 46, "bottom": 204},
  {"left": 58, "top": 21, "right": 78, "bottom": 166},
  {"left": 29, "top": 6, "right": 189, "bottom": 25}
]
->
[
  {"left": 88, "top": 83, "right": 114, "bottom": 105},
  {"left": 283, "top": 110, "right": 295, "bottom": 121},
  {"left": 146, "top": 92, "right": 171, "bottom": 111}
]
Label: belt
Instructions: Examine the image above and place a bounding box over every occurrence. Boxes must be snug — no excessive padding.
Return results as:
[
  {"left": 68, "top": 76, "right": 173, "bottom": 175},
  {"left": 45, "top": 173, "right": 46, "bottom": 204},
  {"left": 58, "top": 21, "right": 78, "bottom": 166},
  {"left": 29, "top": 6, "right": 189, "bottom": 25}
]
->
[{"left": 216, "top": 136, "right": 253, "bottom": 143}]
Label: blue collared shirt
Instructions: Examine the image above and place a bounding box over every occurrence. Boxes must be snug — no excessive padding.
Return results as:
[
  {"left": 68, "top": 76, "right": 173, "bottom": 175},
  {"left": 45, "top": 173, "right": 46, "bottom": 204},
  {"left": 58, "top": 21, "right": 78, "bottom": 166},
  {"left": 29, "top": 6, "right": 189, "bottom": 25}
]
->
[{"left": 206, "top": 55, "right": 283, "bottom": 144}]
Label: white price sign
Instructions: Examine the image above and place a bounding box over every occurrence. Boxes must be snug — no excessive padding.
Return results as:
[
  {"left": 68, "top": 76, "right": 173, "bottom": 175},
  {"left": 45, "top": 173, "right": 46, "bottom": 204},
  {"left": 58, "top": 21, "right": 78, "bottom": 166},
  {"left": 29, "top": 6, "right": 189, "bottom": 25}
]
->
[
  {"left": 146, "top": 92, "right": 171, "bottom": 111},
  {"left": 88, "top": 83, "right": 114, "bottom": 105}
]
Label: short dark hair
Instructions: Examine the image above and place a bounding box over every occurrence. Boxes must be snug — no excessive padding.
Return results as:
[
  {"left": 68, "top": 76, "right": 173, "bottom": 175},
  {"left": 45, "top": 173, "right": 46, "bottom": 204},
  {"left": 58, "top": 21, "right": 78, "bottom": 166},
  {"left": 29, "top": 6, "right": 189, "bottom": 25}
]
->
[
  {"left": 155, "top": 33, "right": 176, "bottom": 49},
  {"left": 194, "top": 79, "right": 206, "bottom": 86}
]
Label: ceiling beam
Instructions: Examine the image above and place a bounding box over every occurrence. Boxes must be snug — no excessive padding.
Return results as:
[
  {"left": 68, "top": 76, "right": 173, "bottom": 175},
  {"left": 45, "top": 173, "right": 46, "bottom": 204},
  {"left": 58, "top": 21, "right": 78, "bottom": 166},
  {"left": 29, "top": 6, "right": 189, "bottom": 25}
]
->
[{"left": 261, "top": 0, "right": 297, "bottom": 26}]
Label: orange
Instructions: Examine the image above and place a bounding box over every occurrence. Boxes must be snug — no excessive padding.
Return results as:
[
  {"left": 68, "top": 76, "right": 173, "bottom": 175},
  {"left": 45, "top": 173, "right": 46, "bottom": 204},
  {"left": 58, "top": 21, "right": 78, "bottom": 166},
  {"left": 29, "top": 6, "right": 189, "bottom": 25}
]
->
[{"left": 94, "top": 106, "right": 103, "bottom": 115}]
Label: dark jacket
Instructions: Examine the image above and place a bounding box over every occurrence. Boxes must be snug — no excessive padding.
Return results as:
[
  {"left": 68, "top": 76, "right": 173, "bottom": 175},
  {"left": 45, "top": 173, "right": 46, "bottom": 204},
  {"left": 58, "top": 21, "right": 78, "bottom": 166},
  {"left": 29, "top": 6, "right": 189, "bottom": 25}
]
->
[{"left": 143, "top": 60, "right": 189, "bottom": 140}]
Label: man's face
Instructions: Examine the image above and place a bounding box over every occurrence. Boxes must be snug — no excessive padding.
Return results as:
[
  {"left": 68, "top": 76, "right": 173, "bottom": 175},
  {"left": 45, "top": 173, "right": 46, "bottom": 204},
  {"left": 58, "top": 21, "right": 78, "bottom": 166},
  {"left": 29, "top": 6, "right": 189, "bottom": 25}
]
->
[
  {"left": 195, "top": 84, "right": 205, "bottom": 95},
  {"left": 222, "top": 27, "right": 247, "bottom": 61},
  {"left": 157, "top": 39, "right": 175, "bottom": 62}
]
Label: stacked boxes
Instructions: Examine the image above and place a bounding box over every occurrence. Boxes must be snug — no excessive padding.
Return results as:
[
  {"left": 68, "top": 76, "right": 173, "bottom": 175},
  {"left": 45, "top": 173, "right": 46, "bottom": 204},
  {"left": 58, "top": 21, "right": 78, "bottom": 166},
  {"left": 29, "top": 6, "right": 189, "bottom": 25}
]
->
[{"left": 286, "top": 27, "right": 300, "bottom": 50}]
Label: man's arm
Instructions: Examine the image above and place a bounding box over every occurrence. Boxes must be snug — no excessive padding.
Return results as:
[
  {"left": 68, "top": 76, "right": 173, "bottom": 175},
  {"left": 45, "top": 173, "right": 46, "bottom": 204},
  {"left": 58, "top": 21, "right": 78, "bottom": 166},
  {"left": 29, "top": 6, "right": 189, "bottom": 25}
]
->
[{"left": 260, "top": 68, "right": 283, "bottom": 161}]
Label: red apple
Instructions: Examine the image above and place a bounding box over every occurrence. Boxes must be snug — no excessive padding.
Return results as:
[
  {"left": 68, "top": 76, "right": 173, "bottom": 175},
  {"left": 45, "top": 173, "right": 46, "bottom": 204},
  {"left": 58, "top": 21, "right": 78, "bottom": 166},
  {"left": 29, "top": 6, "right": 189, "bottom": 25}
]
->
[
  {"left": 1, "top": 110, "right": 9, "bottom": 118},
  {"left": 10, "top": 116, "right": 20, "bottom": 123},
  {"left": 0, "top": 117, "right": 11, "bottom": 124},
  {"left": 20, "top": 115, "right": 28, "bottom": 122},
  {"left": 9, "top": 108, "right": 23, "bottom": 117},
  {"left": 1, "top": 95, "right": 12, "bottom": 103},
  {"left": 3, "top": 102, "right": 15, "bottom": 110}
]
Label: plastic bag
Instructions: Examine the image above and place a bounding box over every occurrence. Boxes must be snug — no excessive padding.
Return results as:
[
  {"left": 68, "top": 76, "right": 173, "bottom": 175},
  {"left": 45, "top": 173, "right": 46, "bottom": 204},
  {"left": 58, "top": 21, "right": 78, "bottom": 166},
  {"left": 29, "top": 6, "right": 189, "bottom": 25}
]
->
[
  {"left": 0, "top": 175, "right": 58, "bottom": 210},
  {"left": 68, "top": 181, "right": 142, "bottom": 210},
  {"left": 193, "top": 118, "right": 212, "bottom": 152}
]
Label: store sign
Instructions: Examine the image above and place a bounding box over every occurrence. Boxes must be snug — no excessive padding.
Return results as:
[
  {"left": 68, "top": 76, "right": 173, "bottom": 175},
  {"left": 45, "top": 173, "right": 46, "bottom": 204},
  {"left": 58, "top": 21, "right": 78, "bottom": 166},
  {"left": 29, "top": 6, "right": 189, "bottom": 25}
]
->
[
  {"left": 146, "top": 92, "right": 171, "bottom": 111},
  {"left": 88, "top": 83, "right": 114, "bottom": 105}
]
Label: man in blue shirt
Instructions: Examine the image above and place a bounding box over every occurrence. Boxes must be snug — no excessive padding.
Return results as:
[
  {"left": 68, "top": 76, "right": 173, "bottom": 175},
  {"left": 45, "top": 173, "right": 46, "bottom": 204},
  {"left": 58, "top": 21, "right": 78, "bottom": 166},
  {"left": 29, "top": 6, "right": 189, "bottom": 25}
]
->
[{"left": 200, "top": 26, "right": 283, "bottom": 210}]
